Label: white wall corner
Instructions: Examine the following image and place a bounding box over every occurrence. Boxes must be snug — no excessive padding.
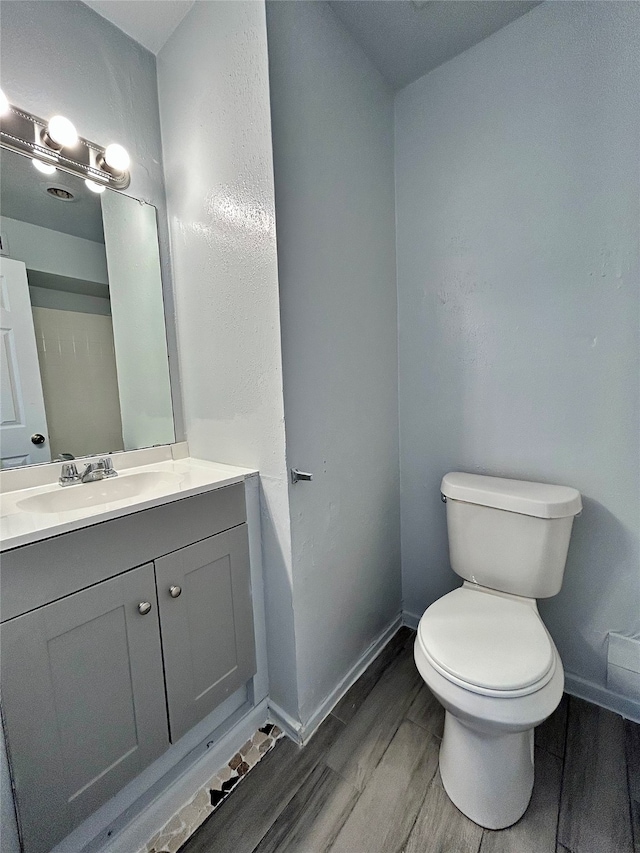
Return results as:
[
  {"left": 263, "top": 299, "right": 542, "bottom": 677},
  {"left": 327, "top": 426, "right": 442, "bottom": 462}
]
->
[
  {"left": 271, "top": 616, "right": 404, "bottom": 746},
  {"left": 402, "top": 610, "right": 421, "bottom": 630},
  {"left": 267, "top": 700, "right": 304, "bottom": 744}
]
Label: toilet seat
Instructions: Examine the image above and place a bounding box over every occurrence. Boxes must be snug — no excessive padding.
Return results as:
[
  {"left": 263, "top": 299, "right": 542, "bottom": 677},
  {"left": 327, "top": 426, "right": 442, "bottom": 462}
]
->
[{"left": 417, "top": 588, "right": 555, "bottom": 698}]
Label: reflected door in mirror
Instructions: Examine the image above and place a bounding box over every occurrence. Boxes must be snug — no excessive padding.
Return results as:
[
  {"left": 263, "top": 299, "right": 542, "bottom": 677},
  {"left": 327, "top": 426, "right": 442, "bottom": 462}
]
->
[{"left": 0, "top": 257, "right": 51, "bottom": 467}]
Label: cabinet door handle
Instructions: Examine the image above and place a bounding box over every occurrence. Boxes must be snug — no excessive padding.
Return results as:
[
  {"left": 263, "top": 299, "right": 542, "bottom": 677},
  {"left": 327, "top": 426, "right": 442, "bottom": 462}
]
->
[
  {"left": 169, "top": 585, "right": 182, "bottom": 599},
  {"left": 138, "top": 601, "right": 152, "bottom": 615}
]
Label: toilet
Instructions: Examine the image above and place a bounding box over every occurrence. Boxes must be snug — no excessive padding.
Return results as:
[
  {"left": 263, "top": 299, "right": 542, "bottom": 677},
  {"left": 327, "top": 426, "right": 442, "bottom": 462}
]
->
[{"left": 414, "top": 472, "right": 582, "bottom": 830}]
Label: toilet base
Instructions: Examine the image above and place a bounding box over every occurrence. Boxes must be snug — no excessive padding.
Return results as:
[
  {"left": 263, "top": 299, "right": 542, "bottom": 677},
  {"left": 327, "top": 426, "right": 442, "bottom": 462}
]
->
[{"left": 439, "top": 711, "right": 534, "bottom": 829}]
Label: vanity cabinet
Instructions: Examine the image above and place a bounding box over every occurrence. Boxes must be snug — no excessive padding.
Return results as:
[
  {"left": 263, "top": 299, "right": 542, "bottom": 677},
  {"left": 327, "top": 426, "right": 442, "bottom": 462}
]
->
[
  {"left": 0, "top": 484, "right": 257, "bottom": 853},
  {"left": 1, "top": 564, "right": 168, "bottom": 853},
  {"left": 157, "top": 526, "right": 255, "bottom": 742}
]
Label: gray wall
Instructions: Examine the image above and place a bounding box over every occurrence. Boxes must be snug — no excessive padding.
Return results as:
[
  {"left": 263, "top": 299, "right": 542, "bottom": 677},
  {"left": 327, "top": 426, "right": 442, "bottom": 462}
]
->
[
  {"left": 266, "top": 1, "right": 401, "bottom": 725},
  {"left": 396, "top": 1, "right": 639, "bottom": 715},
  {"left": 0, "top": 0, "right": 183, "bottom": 441},
  {"left": 157, "top": 2, "right": 298, "bottom": 718}
]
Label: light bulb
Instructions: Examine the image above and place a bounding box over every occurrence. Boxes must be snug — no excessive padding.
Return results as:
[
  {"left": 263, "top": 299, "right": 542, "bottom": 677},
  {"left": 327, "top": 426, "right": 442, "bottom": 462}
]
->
[
  {"left": 103, "top": 143, "right": 130, "bottom": 172},
  {"left": 47, "top": 115, "right": 78, "bottom": 149},
  {"left": 32, "top": 158, "right": 56, "bottom": 175},
  {"left": 0, "top": 89, "right": 9, "bottom": 117},
  {"left": 85, "top": 179, "right": 105, "bottom": 194}
]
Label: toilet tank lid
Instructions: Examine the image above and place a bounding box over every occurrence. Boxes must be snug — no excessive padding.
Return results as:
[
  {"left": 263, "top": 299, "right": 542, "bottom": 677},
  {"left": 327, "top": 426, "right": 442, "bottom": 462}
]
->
[{"left": 441, "top": 472, "right": 582, "bottom": 518}]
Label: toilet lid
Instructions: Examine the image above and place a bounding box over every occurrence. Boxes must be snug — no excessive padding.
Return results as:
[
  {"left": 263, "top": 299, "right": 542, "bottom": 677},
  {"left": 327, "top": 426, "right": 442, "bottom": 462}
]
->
[{"left": 418, "top": 588, "right": 554, "bottom": 693}]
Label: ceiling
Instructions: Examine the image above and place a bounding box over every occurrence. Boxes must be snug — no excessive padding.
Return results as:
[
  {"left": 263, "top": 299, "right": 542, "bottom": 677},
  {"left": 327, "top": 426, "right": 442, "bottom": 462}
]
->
[
  {"left": 83, "top": 0, "right": 195, "bottom": 54},
  {"left": 81, "top": 0, "right": 540, "bottom": 89},
  {"left": 1, "top": 148, "right": 105, "bottom": 243},
  {"left": 328, "top": 1, "right": 541, "bottom": 89}
]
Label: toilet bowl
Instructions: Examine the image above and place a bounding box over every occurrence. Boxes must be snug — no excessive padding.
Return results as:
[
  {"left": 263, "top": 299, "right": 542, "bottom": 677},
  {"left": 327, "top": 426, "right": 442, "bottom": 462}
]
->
[
  {"left": 414, "top": 472, "right": 581, "bottom": 829},
  {"left": 414, "top": 584, "right": 564, "bottom": 829}
]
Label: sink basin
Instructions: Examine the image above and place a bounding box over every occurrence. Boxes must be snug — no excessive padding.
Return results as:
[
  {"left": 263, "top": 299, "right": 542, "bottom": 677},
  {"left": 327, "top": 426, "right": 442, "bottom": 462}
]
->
[{"left": 16, "top": 472, "right": 184, "bottom": 514}]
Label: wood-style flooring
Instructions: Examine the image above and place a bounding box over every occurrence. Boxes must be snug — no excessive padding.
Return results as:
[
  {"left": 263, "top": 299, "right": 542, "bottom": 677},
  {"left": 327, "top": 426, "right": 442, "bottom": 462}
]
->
[{"left": 181, "top": 627, "right": 639, "bottom": 853}]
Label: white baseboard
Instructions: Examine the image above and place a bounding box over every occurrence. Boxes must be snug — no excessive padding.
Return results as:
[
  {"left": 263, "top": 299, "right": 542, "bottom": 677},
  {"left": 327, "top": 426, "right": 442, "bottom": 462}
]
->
[
  {"left": 91, "top": 700, "right": 269, "bottom": 853},
  {"left": 270, "top": 615, "right": 403, "bottom": 745},
  {"left": 267, "top": 699, "right": 304, "bottom": 743},
  {"left": 402, "top": 610, "right": 421, "bottom": 630},
  {"left": 564, "top": 671, "right": 640, "bottom": 723}
]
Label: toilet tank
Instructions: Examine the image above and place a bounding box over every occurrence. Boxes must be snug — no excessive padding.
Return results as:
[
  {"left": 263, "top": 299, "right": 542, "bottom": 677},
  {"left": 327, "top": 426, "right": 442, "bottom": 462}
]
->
[{"left": 441, "top": 473, "right": 582, "bottom": 598}]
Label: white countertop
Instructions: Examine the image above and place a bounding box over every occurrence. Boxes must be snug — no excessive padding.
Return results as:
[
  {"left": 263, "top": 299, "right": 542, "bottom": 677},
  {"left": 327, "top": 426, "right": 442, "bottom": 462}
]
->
[{"left": 0, "top": 457, "right": 257, "bottom": 552}]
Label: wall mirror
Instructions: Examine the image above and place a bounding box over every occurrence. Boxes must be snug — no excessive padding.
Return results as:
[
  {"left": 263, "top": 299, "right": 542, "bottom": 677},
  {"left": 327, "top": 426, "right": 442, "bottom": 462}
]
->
[{"left": 0, "top": 147, "right": 175, "bottom": 468}]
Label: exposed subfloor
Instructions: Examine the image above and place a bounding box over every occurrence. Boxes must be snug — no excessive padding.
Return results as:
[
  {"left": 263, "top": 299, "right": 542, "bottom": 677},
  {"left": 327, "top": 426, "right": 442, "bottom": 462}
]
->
[{"left": 180, "top": 627, "right": 639, "bottom": 853}]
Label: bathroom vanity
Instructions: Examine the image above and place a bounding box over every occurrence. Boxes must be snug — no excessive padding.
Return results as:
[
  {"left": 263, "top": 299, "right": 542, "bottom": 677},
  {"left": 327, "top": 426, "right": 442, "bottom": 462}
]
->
[
  {"left": 0, "top": 23, "right": 268, "bottom": 852},
  {"left": 0, "top": 457, "right": 259, "bottom": 853}
]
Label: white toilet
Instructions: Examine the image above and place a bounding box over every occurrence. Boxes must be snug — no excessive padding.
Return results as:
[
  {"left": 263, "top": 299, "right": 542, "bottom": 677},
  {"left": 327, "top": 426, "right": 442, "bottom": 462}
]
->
[{"left": 414, "top": 472, "right": 582, "bottom": 830}]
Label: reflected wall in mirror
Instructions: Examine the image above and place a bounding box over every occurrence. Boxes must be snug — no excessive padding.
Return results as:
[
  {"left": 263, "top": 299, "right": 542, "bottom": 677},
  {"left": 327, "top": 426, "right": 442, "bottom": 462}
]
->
[{"left": 0, "top": 149, "right": 175, "bottom": 468}]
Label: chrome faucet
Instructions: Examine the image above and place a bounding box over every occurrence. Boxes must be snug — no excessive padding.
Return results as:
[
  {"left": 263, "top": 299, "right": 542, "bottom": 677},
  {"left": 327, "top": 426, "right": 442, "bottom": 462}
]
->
[
  {"left": 81, "top": 457, "right": 118, "bottom": 483},
  {"left": 59, "top": 457, "right": 118, "bottom": 487}
]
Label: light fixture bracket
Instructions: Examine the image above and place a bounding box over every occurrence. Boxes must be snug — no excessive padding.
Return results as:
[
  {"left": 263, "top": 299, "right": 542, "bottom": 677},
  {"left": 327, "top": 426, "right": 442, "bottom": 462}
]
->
[{"left": 0, "top": 103, "right": 130, "bottom": 190}]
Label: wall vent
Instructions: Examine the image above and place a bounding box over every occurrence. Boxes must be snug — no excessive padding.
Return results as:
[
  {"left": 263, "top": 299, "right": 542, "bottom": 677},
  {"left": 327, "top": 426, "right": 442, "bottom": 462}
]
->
[{"left": 607, "top": 632, "right": 640, "bottom": 701}]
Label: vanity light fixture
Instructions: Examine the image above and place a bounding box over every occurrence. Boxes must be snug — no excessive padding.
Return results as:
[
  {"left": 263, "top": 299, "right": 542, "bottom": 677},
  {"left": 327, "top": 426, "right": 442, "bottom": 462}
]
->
[
  {"left": 43, "top": 115, "right": 78, "bottom": 150},
  {"left": 32, "top": 158, "right": 57, "bottom": 175},
  {"left": 85, "top": 178, "right": 105, "bottom": 194},
  {"left": 102, "top": 143, "right": 130, "bottom": 175},
  {"left": 0, "top": 99, "right": 131, "bottom": 190}
]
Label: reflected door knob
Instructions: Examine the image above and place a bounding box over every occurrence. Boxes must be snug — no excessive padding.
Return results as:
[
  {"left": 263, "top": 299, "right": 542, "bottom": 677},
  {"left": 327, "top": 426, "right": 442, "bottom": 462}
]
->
[
  {"left": 31, "top": 433, "right": 46, "bottom": 445},
  {"left": 138, "top": 601, "right": 152, "bottom": 615},
  {"left": 169, "top": 585, "right": 182, "bottom": 598}
]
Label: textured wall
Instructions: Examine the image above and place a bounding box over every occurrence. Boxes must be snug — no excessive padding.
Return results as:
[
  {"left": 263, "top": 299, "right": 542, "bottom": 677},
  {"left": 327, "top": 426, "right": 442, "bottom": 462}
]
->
[
  {"left": 157, "top": 2, "right": 298, "bottom": 716},
  {"left": 396, "top": 1, "right": 639, "bottom": 715},
  {"left": 0, "top": 0, "right": 183, "bottom": 440},
  {"left": 266, "top": 1, "right": 401, "bottom": 724}
]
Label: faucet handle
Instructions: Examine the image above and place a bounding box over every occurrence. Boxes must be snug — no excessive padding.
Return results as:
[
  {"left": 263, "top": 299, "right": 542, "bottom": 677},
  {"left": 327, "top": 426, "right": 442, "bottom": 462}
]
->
[
  {"left": 100, "top": 457, "right": 117, "bottom": 477},
  {"left": 59, "top": 463, "right": 80, "bottom": 486}
]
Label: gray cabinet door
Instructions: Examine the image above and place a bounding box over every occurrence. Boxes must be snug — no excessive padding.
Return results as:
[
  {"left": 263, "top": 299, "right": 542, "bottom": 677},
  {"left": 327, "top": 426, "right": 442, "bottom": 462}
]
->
[
  {"left": 1, "top": 563, "right": 168, "bottom": 853},
  {"left": 156, "top": 525, "right": 257, "bottom": 742}
]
